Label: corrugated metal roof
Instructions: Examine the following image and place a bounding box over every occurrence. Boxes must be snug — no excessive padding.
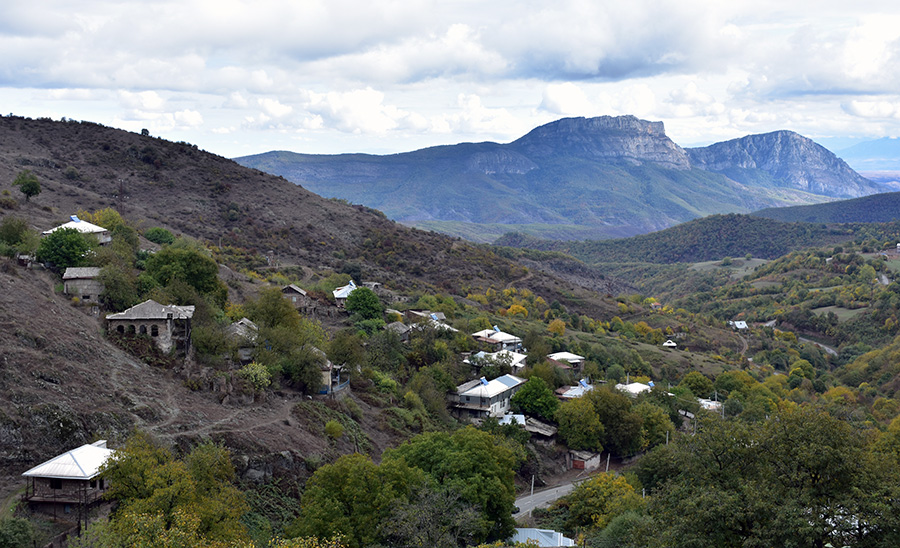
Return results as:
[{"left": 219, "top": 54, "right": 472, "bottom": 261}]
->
[
  {"left": 332, "top": 280, "right": 357, "bottom": 299},
  {"left": 457, "top": 374, "right": 525, "bottom": 398},
  {"left": 42, "top": 219, "right": 108, "bottom": 236},
  {"left": 22, "top": 441, "right": 114, "bottom": 480},
  {"left": 282, "top": 284, "right": 307, "bottom": 296},
  {"left": 547, "top": 351, "right": 585, "bottom": 363}
]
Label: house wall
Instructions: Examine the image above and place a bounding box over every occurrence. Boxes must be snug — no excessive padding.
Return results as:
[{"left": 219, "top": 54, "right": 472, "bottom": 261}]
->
[
  {"left": 64, "top": 279, "right": 104, "bottom": 303},
  {"left": 108, "top": 318, "right": 178, "bottom": 353},
  {"left": 28, "top": 477, "right": 106, "bottom": 503}
]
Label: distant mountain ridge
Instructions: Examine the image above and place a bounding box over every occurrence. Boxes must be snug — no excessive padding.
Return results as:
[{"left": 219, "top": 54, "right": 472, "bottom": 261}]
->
[
  {"left": 236, "top": 116, "right": 881, "bottom": 241},
  {"left": 687, "top": 131, "right": 879, "bottom": 198}
]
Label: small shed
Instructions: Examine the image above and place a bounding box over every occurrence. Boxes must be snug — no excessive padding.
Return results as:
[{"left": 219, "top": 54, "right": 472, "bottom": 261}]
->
[
  {"left": 332, "top": 280, "right": 357, "bottom": 309},
  {"left": 62, "top": 267, "right": 103, "bottom": 304},
  {"left": 282, "top": 284, "right": 312, "bottom": 308},
  {"left": 568, "top": 450, "right": 602, "bottom": 471}
]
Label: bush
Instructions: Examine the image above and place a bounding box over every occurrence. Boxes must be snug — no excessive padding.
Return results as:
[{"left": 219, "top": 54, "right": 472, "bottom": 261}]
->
[
  {"left": 238, "top": 362, "right": 272, "bottom": 392},
  {"left": 144, "top": 227, "right": 176, "bottom": 245},
  {"left": 324, "top": 420, "right": 344, "bottom": 440}
]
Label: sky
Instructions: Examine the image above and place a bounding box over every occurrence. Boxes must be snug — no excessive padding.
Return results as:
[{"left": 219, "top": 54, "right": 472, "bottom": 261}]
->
[{"left": 3, "top": 0, "right": 900, "bottom": 158}]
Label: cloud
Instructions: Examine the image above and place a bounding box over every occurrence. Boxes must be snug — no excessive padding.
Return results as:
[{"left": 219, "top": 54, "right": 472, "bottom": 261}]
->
[
  {"left": 843, "top": 100, "right": 900, "bottom": 119},
  {"left": 539, "top": 83, "right": 596, "bottom": 115}
]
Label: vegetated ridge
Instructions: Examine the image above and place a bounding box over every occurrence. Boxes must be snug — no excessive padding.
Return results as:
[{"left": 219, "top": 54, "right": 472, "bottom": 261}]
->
[
  {"left": 236, "top": 116, "right": 878, "bottom": 242},
  {"left": 753, "top": 191, "right": 900, "bottom": 224},
  {"left": 495, "top": 214, "right": 857, "bottom": 265}
]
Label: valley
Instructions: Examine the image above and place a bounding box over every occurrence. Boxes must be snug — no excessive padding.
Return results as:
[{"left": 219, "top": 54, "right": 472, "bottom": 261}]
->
[{"left": 2, "top": 115, "right": 900, "bottom": 547}]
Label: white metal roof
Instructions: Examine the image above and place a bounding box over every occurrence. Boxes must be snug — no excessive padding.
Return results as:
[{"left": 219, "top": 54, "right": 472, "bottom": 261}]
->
[
  {"left": 22, "top": 441, "right": 113, "bottom": 480},
  {"left": 332, "top": 280, "right": 357, "bottom": 299},
  {"left": 457, "top": 374, "right": 525, "bottom": 398},
  {"left": 509, "top": 528, "right": 575, "bottom": 547},
  {"left": 616, "top": 382, "right": 652, "bottom": 396},
  {"left": 471, "top": 329, "right": 521, "bottom": 344},
  {"left": 42, "top": 217, "right": 108, "bottom": 236},
  {"left": 547, "top": 351, "right": 585, "bottom": 363}
]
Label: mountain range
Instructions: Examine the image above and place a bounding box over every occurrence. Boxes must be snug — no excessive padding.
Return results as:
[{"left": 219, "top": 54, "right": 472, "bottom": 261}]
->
[{"left": 236, "top": 116, "right": 881, "bottom": 242}]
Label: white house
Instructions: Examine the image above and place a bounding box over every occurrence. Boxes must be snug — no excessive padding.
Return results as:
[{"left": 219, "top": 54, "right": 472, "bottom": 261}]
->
[
  {"left": 558, "top": 378, "right": 594, "bottom": 399},
  {"left": 22, "top": 440, "right": 114, "bottom": 517},
  {"left": 332, "top": 280, "right": 357, "bottom": 308},
  {"left": 464, "top": 349, "right": 528, "bottom": 374},
  {"left": 450, "top": 374, "right": 526, "bottom": 420},
  {"left": 547, "top": 351, "right": 586, "bottom": 369},
  {"left": 616, "top": 381, "right": 652, "bottom": 397},
  {"left": 728, "top": 321, "right": 749, "bottom": 330},
  {"left": 663, "top": 339, "right": 678, "bottom": 348},
  {"left": 471, "top": 328, "right": 522, "bottom": 351},
  {"left": 43, "top": 215, "right": 111, "bottom": 244}
]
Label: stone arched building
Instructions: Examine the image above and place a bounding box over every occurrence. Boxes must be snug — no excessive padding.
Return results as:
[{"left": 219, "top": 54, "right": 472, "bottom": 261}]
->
[{"left": 106, "top": 299, "right": 195, "bottom": 356}]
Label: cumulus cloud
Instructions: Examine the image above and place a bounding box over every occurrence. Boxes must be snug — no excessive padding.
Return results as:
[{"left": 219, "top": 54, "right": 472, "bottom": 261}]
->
[
  {"left": 843, "top": 100, "right": 900, "bottom": 119},
  {"left": 539, "top": 83, "right": 595, "bottom": 115}
]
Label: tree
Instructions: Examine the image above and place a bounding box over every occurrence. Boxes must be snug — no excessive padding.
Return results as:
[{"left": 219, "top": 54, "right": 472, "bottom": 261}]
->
[
  {"left": 144, "top": 227, "right": 176, "bottom": 245},
  {"left": 588, "top": 387, "right": 644, "bottom": 457},
  {"left": 548, "top": 318, "right": 566, "bottom": 336},
  {"left": 383, "top": 427, "right": 518, "bottom": 543},
  {"left": 511, "top": 376, "right": 559, "bottom": 421},
  {"left": 0, "top": 518, "right": 34, "bottom": 548},
  {"left": 245, "top": 287, "right": 302, "bottom": 330},
  {"left": 678, "top": 371, "right": 713, "bottom": 399},
  {"left": 144, "top": 239, "right": 227, "bottom": 306},
  {"left": 99, "top": 432, "right": 249, "bottom": 545},
  {"left": 345, "top": 287, "right": 382, "bottom": 321},
  {"left": 555, "top": 396, "right": 604, "bottom": 452},
  {"left": 13, "top": 170, "right": 40, "bottom": 201},
  {"left": 288, "top": 454, "right": 425, "bottom": 548},
  {"left": 36, "top": 227, "right": 95, "bottom": 271},
  {"left": 379, "top": 485, "right": 480, "bottom": 548},
  {"left": 552, "top": 473, "right": 644, "bottom": 532},
  {"left": 0, "top": 216, "right": 38, "bottom": 257}
]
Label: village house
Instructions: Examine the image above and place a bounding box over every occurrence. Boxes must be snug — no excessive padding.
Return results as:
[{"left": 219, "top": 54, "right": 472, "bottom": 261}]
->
[
  {"left": 450, "top": 374, "right": 526, "bottom": 420},
  {"left": 509, "top": 528, "right": 575, "bottom": 547},
  {"left": 313, "top": 347, "right": 349, "bottom": 396},
  {"left": 22, "top": 440, "right": 114, "bottom": 521},
  {"left": 464, "top": 349, "right": 528, "bottom": 374},
  {"left": 42, "top": 215, "right": 111, "bottom": 245},
  {"left": 282, "top": 284, "right": 312, "bottom": 308},
  {"left": 106, "top": 299, "right": 195, "bottom": 356},
  {"left": 557, "top": 378, "right": 596, "bottom": 399},
  {"left": 332, "top": 280, "right": 358, "bottom": 309},
  {"left": 226, "top": 317, "right": 258, "bottom": 364},
  {"left": 62, "top": 267, "right": 103, "bottom": 304},
  {"left": 471, "top": 328, "right": 522, "bottom": 351},
  {"left": 547, "top": 351, "right": 585, "bottom": 370}
]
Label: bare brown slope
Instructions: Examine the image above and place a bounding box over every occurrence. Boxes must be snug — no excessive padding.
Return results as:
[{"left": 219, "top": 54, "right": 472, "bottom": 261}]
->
[{"left": 0, "top": 115, "right": 620, "bottom": 311}]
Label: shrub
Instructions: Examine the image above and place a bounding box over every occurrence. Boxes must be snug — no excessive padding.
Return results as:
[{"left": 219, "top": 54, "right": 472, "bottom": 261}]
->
[
  {"left": 238, "top": 362, "right": 272, "bottom": 392},
  {"left": 144, "top": 227, "right": 176, "bottom": 245},
  {"left": 324, "top": 420, "right": 344, "bottom": 440}
]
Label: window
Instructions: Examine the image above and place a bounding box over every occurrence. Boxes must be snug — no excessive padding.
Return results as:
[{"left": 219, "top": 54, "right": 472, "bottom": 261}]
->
[
  {"left": 117, "top": 325, "right": 124, "bottom": 334},
  {"left": 50, "top": 478, "right": 62, "bottom": 490},
  {"left": 83, "top": 295, "right": 91, "bottom": 300},
  {"left": 139, "top": 325, "right": 147, "bottom": 335},
  {"left": 151, "top": 325, "right": 159, "bottom": 337},
  {"left": 90, "top": 480, "right": 97, "bottom": 489}
]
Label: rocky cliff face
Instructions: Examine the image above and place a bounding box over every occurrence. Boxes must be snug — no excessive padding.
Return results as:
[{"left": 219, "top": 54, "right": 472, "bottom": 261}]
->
[
  {"left": 687, "top": 131, "right": 881, "bottom": 198},
  {"left": 511, "top": 115, "right": 692, "bottom": 170}
]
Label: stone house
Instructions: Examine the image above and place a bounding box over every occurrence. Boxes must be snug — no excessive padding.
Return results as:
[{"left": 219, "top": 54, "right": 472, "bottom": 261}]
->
[
  {"left": 106, "top": 299, "right": 195, "bottom": 355},
  {"left": 62, "top": 267, "right": 103, "bottom": 304},
  {"left": 450, "top": 374, "right": 526, "bottom": 420}
]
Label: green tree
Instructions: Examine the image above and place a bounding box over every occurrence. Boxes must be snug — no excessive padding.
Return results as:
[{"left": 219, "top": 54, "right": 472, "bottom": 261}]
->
[
  {"left": 383, "top": 427, "right": 518, "bottom": 543},
  {"left": 0, "top": 216, "right": 38, "bottom": 258},
  {"left": 555, "top": 396, "right": 604, "bottom": 452},
  {"left": 99, "top": 432, "right": 249, "bottom": 545},
  {"left": 511, "top": 376, "right": 559, "bottom": 421},
  {"left": 0, "top": 518, "right": 34, "bottom": 548},
  {"left": 99, "top": 265, "right": 140, "bottom": 311},
  {"left": 345, "top": 287, "right": 383, "bottom": 321},
  {"left": 144, "top": 226, "right": 176, "bottom": 245},
  {"left": 245, "top": 287, "right": 302, "bottom": 330},
  {"left": 36, "top": 227, "right": 95, "bottom": 271},
  {"left": 678, "top": 371, "right": 713, "bottom": 399},
  {"left": 144, "top": 239, "right": 227, "bottom": 306},
  {"left": 288, "top": 454, "right": 425, "bottom": 548},
  {"left": 588, "top": 387, "right": 644, "bottom": 457},
  {"left": 13, "top": 169, "right": 40, "bottom": 201},
  {"left": 633, "top": 401, "right": 675, "bottom": 450}
]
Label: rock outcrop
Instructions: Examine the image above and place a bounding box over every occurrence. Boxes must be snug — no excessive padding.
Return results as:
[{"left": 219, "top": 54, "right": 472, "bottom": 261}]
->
[
  {"left": 511, "top": 115, "right": 691, "bottom": 170},
  {"left": 687, "top": 131, "right": 880, "bottom": 198}
]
